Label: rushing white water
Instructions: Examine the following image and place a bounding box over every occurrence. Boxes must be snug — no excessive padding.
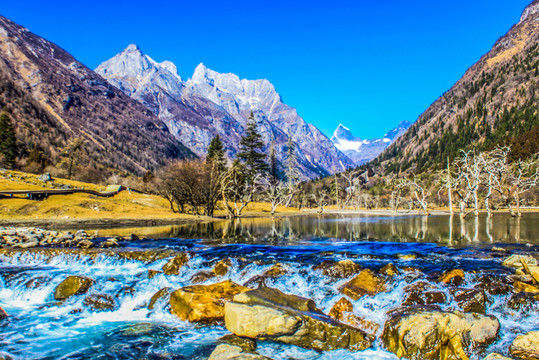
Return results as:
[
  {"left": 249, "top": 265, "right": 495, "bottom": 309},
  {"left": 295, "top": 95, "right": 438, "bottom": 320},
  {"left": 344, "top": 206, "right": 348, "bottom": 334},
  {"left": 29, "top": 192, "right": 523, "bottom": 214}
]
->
[{"left": 0, "top": 238, "right": 537, "bottom": 359}]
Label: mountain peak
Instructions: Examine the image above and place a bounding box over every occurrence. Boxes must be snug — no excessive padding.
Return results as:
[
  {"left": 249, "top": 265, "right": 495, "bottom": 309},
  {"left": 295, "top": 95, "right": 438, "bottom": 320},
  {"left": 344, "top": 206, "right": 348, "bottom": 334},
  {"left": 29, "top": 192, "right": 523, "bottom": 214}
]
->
[
  {"left": 520, "top": 0, "right": 539, "bottom": 23},
  {"left": 123, "top": 44, "right": 141, "bottom": 53},
  {"left": 332, "top": 124, "right": 361, "bottom": 142}
]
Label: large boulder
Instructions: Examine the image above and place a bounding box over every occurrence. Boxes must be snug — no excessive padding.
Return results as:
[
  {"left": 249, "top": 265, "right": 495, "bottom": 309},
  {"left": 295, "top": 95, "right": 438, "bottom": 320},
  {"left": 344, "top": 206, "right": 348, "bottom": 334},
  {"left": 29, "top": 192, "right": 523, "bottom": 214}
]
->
[
  {"left": 224, "top": 287, "right": 375, "bottom": 352},
  {"left": 54, "top": 276, "right": 95, "bottom": 300},
  {"left": 338, "top": 269, "right": 387, "bottom": 300},
  {"left": 381, "top": 307, "right": 500, "bottom": 360},
  {"left": 510, "top": 331, "right": 539, "bottom": 359},
  {"left": 503, "top": 255, "right": 537, "bottom": 269},
  {"left": 453, "top": 289, "right": 487, "bottom": 314},
  {"left": 162, "top": 253, "right": 189, "bottom": 275},
  {"left": 170, "top": 280, "right": 248, "bottom": 323}
]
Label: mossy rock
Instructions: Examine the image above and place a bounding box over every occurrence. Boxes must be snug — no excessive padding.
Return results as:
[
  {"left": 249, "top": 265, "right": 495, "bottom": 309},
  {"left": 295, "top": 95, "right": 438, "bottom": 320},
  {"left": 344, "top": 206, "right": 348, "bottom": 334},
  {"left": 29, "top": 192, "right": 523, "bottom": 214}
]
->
[
  {"left": 54, "top": 276, "right": 94, "bottom": 300},
  {"left": 162, "top": 253, "right": 189, "bottom": 275},
  {"left": 225, "top": 287, "right": 375, "bottom": 352},
  {"left": 148, "top": 287, "right": 172, "bottom": 310},
  {"left": 170, "top": 280, "right": 248, "bottom": 323},
  {"left": 339, "top": 269, "right": 387, "bottom": 300},
  {"left": 381, "top": 307, "right": 500, "bottom": 360}
]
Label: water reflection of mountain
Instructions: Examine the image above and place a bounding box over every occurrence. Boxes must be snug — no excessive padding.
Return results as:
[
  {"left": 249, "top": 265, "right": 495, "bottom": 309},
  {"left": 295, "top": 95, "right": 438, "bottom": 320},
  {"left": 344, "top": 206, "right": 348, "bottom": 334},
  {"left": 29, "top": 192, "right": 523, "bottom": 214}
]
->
[{"left": 97, "top": 213, "right": 538, "bottom": 246}]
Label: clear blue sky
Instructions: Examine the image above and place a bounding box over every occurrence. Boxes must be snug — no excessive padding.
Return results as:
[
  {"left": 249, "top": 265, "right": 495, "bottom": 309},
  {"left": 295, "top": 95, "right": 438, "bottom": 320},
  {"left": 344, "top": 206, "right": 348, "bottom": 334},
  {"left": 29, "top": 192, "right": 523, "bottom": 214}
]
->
[{"left": 1, "top": 0, "right": 532, "bottom": 139}]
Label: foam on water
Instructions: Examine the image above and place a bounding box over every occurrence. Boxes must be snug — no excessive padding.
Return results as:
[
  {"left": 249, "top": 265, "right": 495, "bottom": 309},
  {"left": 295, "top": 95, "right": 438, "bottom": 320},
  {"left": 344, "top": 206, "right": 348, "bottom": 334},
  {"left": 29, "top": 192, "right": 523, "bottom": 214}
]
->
[{"left": 0, "top": 239, "right": 538, "bottom": 359}]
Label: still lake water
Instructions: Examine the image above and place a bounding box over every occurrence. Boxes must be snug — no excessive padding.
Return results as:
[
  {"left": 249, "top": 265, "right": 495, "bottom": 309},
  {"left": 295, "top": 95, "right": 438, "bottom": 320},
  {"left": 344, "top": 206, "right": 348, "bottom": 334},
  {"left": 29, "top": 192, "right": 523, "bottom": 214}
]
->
[{"left": 0, "top": 213, "right": 538, "bottom": 359}]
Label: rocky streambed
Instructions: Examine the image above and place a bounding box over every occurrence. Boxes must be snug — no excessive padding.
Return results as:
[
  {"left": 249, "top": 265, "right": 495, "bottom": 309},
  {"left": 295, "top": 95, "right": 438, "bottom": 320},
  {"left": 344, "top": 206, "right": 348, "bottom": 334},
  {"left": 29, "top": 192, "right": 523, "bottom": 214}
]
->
[{"left": 0, "top": 226, "right": 538, "bottom": 359}]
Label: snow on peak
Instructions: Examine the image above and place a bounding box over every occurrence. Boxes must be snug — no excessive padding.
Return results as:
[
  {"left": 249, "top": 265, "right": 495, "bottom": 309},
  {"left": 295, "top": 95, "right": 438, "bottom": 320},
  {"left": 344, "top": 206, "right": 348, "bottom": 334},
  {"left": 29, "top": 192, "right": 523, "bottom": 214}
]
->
[{"left": 123, "top": 44, "right": 141, "bottom": 53}]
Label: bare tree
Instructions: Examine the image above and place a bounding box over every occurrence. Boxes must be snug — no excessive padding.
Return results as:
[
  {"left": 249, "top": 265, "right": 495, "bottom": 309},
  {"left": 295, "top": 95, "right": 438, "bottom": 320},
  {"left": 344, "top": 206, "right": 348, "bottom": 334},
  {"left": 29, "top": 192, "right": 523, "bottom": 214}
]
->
[
  {"left": 507, "top": 155, "right": 539, "bottom": 217},
  {"left": 221, "top": 160, "right": 260, "bottom": 218},
  {"left": 481, "top": 146, "right": 510, "bottom": 217},
  {"left": 454, "top": 150, "right": 483, "bottom": 217},
  {"left": 312, "top": 188, "right": 330, "bottom": 215},
  {"left": 397, "top": 177, "right": 431, "bottom": 216}
]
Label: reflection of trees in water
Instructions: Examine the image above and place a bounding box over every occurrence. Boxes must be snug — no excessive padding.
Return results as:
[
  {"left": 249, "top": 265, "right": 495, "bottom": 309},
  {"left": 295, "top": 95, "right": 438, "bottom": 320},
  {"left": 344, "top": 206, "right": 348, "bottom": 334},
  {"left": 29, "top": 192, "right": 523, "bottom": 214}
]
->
[{"left": 151, "top": 213, "right": 535, "bottom": 245}]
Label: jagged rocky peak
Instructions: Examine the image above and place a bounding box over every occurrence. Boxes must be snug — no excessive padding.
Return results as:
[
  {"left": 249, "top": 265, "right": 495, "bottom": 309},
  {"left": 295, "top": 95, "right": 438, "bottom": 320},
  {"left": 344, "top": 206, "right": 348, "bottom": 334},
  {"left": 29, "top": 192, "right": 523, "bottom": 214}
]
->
[
  {"left": 520, "top": 0, "right": 539, "bottom": 23},
  {"left": 95, "top": 44, "right": 184, "bottom": 95},
  {"left": 332, "top": 124, "right": 361, "bottom": 143}
]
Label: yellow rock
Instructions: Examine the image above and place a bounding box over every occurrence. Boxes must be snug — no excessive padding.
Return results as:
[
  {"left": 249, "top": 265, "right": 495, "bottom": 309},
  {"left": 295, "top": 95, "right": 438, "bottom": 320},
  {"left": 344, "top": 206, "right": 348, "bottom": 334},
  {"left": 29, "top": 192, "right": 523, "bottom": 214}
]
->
[
  {"left": 213, "top": 259, "right": 232, "bottom": 276},
  {"left": 170, "top": 280, "right": 248, "bottom": 323},
  {"left": 162, "top": 253, "right": 189, "bottom": 275},
  {"left": 379, "top": 263, "right": 399, "bottom": 276},
  {"left": 54, "top": 276, "right": 94, "bottom": 300},
  {"left": 328, "top": 297, "right": 379, "bottom": 335},
  {"left": 510, "top": 330, "right": 539, "bottom": 360},
  {"left": 438, "top": 269, "right": 465, "bottom": 286},
  {"left": 339, "top": 269, "right": 387, "bottom": 300},
  {"left": 513, "top": 281, "right": 539, "bottom": 294}
]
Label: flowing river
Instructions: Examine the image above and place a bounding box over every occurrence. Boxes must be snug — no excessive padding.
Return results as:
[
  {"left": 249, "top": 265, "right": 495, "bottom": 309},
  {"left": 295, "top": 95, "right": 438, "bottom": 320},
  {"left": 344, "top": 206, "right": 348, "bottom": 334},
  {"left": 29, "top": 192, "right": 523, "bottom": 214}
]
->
[{"left": 0, "top": 213, "right": 538, "bottom": 359}]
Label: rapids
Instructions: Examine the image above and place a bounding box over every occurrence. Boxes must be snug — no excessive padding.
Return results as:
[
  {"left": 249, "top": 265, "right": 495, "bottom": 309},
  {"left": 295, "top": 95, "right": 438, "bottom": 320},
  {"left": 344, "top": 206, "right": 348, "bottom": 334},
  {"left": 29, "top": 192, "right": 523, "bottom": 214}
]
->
[{"left": 0, "top": 214, "right": 538, "bottom": 359}]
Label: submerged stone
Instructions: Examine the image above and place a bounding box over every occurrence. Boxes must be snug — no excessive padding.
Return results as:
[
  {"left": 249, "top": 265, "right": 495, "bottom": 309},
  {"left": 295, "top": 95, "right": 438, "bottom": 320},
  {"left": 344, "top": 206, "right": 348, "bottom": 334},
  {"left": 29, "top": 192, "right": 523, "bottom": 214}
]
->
[
  {"left": 148, "top": 287, "right": 173, "bottom": 310},
  {"left": 224, "top": 287, "right": 375, "bottom": 352},
  {"left": 382, "top": 307, "right": 500, "bottom": 360},
  {"left": 170, "top": 280, "right": 248, "bottom": 323},
  {"left": 339, "top": 269, "right": 387, "bottom": 300},
  {"left": 83, "top": 294, "right": 117, "bottom": 312},
  {"left": 54, "top": 276, "right": 95, "bottom": 300},
  {"left": 510, "top": 331, "right": 539, "bottom": 359},
  {"left": 208, "top": 344, "right": 272, "bottom": 360},
  {"left": 328, "top": 297, "right": 379, "bottom": 335}
]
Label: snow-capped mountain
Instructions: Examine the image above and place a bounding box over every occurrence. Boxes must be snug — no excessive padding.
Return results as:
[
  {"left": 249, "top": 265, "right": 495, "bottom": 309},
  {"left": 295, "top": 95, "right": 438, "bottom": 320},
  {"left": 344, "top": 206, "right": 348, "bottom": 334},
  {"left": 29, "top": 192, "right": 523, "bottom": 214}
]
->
[
  {"left": 331, "top": 121, "right": 412, "bottom": 165},
  {"left": 96, "top": 45, "right": 354, "bottom": 177}
]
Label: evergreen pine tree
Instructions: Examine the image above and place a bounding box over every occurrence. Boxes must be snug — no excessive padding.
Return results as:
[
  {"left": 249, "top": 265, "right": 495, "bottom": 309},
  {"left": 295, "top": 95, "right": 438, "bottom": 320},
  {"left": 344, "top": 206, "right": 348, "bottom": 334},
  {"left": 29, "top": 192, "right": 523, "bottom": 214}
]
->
[
  {"left": 268, "top": 139, "right": 279, "bottom": 186},
  {"left": 0, "top": 111, "right": 17, "bottom": 169},
  {"left": 284, "top": 135, "right": 300, "bottom": 184},
  {"left": 206, "top": 135, "right": 226, "bottom": 171},
  {"left": 237, "top": 112, "right": 268, "bottom": 182}
]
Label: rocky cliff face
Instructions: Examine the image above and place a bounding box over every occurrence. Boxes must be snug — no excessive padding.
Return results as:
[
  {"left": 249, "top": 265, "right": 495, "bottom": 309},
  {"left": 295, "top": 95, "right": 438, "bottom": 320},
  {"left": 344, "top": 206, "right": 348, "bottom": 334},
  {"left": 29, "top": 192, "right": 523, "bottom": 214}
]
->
[
  {"left": 0, "top": 17, "right": 193, "bottom": 175},
  {"left": 331, "top": 121, "right": 411, "bottom": 165},
  {"left": 96, "top": 47, "right": 354, "bottom": 177},
  {"left": 376, "top": 0, "right": 539, "bottom": 172}
]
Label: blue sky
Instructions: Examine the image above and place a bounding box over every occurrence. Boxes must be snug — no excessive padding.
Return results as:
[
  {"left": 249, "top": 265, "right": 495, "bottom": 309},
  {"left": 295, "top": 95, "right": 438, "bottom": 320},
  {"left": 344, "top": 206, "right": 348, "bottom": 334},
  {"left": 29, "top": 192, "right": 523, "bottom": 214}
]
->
[{"left": 1, "top": 0, "right": 532, "bottom": 139}]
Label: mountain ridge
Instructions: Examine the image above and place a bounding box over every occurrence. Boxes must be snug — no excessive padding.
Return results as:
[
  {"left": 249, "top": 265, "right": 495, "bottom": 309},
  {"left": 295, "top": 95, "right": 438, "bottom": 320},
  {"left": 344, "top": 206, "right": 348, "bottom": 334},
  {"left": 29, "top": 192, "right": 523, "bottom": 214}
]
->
[{"left": 96, "top": 46, "right": 355, "bottom": 178}]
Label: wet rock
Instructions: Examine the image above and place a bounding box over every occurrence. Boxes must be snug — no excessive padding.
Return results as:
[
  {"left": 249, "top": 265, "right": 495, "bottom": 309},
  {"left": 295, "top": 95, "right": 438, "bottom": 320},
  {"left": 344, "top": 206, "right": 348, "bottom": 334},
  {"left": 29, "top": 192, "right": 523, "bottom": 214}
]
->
[
  {"left": 513, "top": 281, "right": 539, "bottom": 294},
  {"left": 510, "top": 331, "right": 539, "bottom": 359},
  {"left": 76, "top": 240, "right": 94, "bottom": 249},
  {"left": 243, "top": 264, "right": 288, "bottom": 289},
  {"left": 263, "top": 263, "right": 287, "bottom": 278},
  {"left": 379, "top": 263, "right": 400, "bottom": 276},
  {"left": 224, "top": 287, "right": 375, "bottom": 352},
  {"left": 314, "top": 259, "right": 362, "bottom": 278},
  {"left": 116, "top": 249, "right": 175, "bottom": 264},
  {"left": 170, "top": 280, "right": 248, "bottom": 323},
  {"left": 214, "top": 259, "right": 232, "bottom": 276},
  {"left": 148, "top": 287, "right": 172, "bottom": 310},
  {"left": 483, "top": 353, "right": 513, "bottom": 359},
  {"left": 101, "top": 238, "right": 119, "bottom": 248},
  {"left": 148, "top": 270, "right": 162, "bottom": 279},
  {"left": 218, "top": 334, "right": 257, "bottom": 352},
  {"left": 382, "top": 307, "right": 500, "bottom": 360},
  {"left": 191, "top": 271, "right": 216, "bottom": 284},
  {"left": 453, "top": 289, "right": 487, "bottom": 314},
  {"left": 438, "top": 269, "right": 465, "bottom": 286},
  {"left": 83, "top": 294, "right": 117, "bottom": 312},
  {"left": 130, "top": 233, "right": 140, "bottom": 241},
  {"left": 328, "top": 297, "right": 379, "bottom": 335},
  {"left": 54, "top": 276, "right": 95, "bottom": 300},
  {"left": 503, "top": 255, "right": 537, "bottom": 269},
  {"left": 507, "top": 292, "right": 539, "bottom": 312},
  {"left": 474, "top": 275, "right": 512, "bottom": 296},
  {"left": 338, "top": 269, "right": 387, "bottom": 300},
  {"left": 0, "top": 306, "right": 7, "bottom": 320},
  {"left": 162, "top": 253, "right": 189, "bottom": 275},
  {"left": 403, "top": 290, "right": 447, "bottom": 307},
  {"left": 508, "top": 275, "right": 534, "bottom": 283},
  {"left": 24, "top": 276, "right": 50, "bottom": 289},
  {"left": 208, "top": 344, "right": 272, "bottom": 360}
]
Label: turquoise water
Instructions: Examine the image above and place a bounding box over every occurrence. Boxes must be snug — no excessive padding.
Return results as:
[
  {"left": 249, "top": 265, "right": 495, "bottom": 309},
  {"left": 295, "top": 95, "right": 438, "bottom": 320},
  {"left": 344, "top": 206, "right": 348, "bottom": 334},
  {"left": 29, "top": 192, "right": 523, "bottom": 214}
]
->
[{"left": 1, "top": 214, "right": 538, "bottom": 359}]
